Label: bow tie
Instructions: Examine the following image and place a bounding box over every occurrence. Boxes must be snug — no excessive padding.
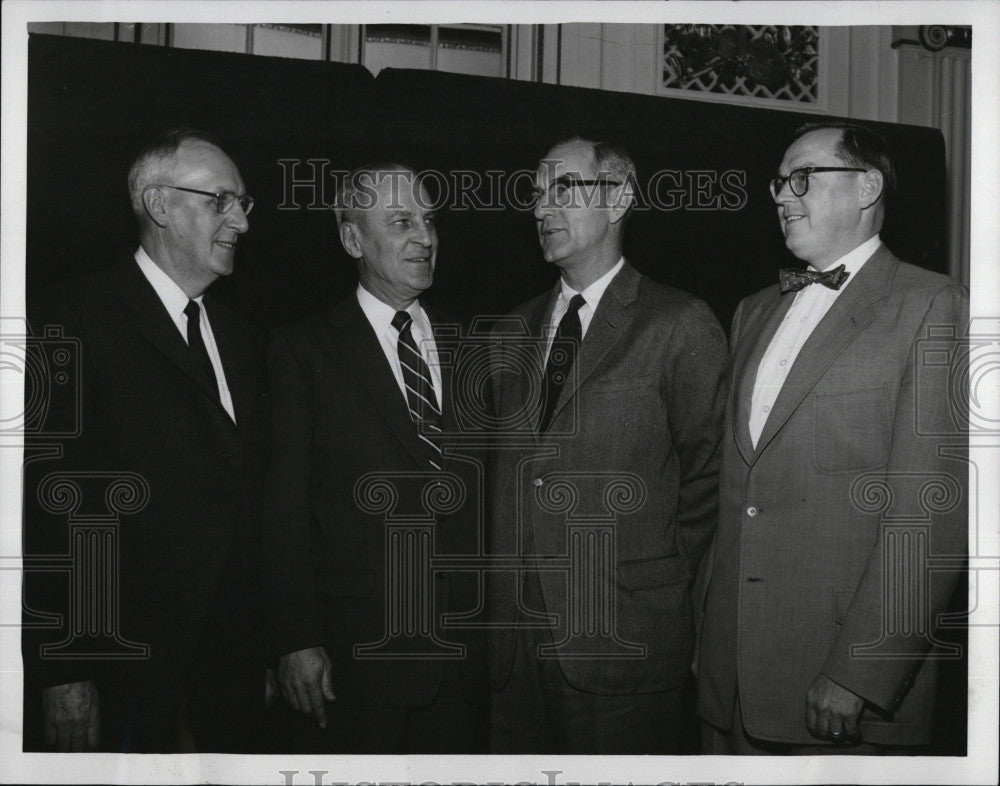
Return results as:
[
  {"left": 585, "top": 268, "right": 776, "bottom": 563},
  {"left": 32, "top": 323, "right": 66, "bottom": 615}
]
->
[{"left": 779, "top": 264, "right": 850, "bottom": 294}]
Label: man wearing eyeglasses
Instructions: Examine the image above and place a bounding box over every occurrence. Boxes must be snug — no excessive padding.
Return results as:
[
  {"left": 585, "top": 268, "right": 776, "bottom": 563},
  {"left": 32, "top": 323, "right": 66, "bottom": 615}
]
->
[
  {"left": 23, "top": 127, "right": 269, "bottom": 752},
  {"left": 487, "top": 137, "right": 728, "bottom": 753},
  {"left": 697, "top": 122, "right": 968, "bottom": 753}
]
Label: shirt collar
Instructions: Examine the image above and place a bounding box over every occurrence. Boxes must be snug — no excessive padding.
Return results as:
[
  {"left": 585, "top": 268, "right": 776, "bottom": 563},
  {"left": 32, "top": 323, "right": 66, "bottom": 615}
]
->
[
  {"left": 558, "top": 256, "right": 625, "bottom": 309},
  {"left": 809, "top": 234, "right": 881, "bottom": 278},
  {"left": 134, "top": 246, "right": 201, "bottom": 320},
  {"left": 356, "top": 284, "right": 429, "bottom": 337}
]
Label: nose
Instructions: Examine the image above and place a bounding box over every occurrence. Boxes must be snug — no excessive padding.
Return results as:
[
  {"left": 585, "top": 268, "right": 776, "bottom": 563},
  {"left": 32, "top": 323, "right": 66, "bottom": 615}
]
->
[
  {"left": 772, "top": 179, "right": 794, "bottom": 205},
  {"left": 413, "top": 220, "right": 435, "bottom": 247},
  {"left": 227, "top": 203, "right": 250, "bottom": 233},
  {"left": 533, "top": 193, "right": 554, "bottom": 221}
]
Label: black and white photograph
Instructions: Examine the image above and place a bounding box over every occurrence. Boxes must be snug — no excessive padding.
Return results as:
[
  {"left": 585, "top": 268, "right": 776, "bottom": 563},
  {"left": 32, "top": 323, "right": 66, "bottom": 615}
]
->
[{"left": 1, "top": 1, "right": 997, "bottom": 784}]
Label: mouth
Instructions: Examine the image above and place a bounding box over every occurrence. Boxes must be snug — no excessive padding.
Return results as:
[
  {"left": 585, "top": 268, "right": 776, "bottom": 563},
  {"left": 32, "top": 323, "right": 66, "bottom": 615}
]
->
[
  {"left": 405, "top": 255, "right": 432, "bottom": 264},
  {"left": 540, "top": 226, "right": 564, "bottom": 237},
  {"left": 783, "top": 214, "right": 805, "bottom": 225},
  {"left": 215, "top": 240, "right": 238, "bottom": 250}
]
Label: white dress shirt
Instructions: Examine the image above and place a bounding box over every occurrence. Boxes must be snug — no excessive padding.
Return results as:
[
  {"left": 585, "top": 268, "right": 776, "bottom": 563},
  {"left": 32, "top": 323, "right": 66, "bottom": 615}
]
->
[
  {"left": 544, "top": 256, "right": 625, "bottom": 363},
  {"left": 134, "top": 247, "right": 236, "bottom": 422},
  {"left": 748, "top": 234, "right": 881, "bottom": 448},
  {"left": 356, "top": 284, "right": 443, "bottom": 409}
]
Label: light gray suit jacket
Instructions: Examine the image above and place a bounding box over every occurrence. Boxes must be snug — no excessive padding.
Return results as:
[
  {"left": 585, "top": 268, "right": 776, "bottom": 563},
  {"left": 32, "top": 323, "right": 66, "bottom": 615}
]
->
[{"left": 697, "top": 245, "right": 969, "bottom": 745}]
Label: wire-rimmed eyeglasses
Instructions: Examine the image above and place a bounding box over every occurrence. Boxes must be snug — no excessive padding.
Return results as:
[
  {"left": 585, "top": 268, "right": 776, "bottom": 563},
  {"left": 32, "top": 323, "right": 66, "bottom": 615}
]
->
[
  {"left": 769, "top": 167, "right": 867, "bottom": 199},
  {"left": 151, "top": 184, "right": 254, "bottom": 215}
]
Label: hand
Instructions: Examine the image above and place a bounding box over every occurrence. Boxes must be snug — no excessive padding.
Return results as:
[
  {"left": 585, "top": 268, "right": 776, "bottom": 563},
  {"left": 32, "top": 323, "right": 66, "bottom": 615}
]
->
[
  {"left": 42, "top": 680, "right": 100, "bottom": 751},
  {"left": 277, "top": 646, "right": 335, "bottom": 728},
  {"left": 805, "top": 674, "right": 864, "bottom": 742}
]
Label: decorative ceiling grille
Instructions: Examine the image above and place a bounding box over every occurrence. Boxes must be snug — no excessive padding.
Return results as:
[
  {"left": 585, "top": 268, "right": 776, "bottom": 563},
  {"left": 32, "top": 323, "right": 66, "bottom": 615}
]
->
[{"left": 662, "top": 25, "right": 819, "bottom": 103}]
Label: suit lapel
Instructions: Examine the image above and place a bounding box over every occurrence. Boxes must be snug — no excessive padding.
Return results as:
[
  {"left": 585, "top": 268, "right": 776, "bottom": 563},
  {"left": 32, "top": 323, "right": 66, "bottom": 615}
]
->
[
  {"left": 528, "top": 286, "right": 560, "bottom": 439},
  {"left": 329, "top": 297, "right": 431, "bottom": 470},
  {"left": 752, "top": 247, "right": 897, "bottom": 460},
  {"left": 427, "top": 307, "right": 461, "bottom": 471},
  {"left": 118, "top": 262, "right": 233, "bottom": 422},
  {"left": 544, "top": 262, "right": 639, "bottom": 432}
]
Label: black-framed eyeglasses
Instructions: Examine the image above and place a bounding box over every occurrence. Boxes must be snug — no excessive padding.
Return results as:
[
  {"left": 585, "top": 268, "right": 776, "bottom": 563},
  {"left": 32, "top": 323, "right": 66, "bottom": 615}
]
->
[
  {"left": 769, "top": 167, "right": 867, "bottom": 199},
  {"left": 528, "top": 176, "right": 623, "bottom": 207},
  {"left": 152, "top": 184, "right": 254, "bottom": 215}
]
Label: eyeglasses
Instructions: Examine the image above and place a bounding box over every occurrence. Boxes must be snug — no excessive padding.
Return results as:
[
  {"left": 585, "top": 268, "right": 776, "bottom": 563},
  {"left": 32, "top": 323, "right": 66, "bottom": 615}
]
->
[
  {"left": 769, "top": 167, "right": 867, "bottom": 199},
  {"left": 152, "top": 184, "right": 254, "bottom": 215},
  {"left": 528, "top": 176, "right": 623, "bottom": 207}
]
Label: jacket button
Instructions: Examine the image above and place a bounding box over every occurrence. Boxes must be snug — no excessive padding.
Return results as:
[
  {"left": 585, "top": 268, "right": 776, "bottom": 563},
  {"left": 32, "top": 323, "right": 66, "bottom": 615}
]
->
[
  {"left": 746, "top": 506, "right": 758, "bottom": 517},
  {"left": 533, "top": 478, "right": 544, "bottom": 487}
]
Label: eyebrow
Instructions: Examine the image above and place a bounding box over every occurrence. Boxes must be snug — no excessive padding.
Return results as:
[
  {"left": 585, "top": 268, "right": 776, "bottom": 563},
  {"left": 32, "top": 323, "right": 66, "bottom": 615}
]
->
[
  {"left": 384, "top": 209, "right": 435, "bottom": 220},
  {"left": 776, "top": 163, "right": 812, "bottom": 175},
  {"left": 531, "top": 174, "right": 569, "bottom": 191}
]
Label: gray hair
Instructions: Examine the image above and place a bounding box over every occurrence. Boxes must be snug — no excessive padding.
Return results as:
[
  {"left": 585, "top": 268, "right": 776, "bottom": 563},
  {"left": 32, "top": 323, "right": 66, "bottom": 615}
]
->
[
  {"left": 127, "top": 127, "right": 218, "bottom": 217},
  {"left": 335, "top": 162, "right": 421, "bottom": 229}
]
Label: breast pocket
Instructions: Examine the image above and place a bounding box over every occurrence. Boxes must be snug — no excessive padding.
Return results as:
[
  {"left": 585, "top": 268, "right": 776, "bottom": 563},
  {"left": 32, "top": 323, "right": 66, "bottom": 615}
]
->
[{"left": 813, "top": 387, "right": 890, "bottom": 474}]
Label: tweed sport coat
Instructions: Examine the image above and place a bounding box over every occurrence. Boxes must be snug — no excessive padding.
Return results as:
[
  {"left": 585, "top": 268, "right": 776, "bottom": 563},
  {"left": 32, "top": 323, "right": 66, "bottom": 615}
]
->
[{"left": 487, "top": 261, "right": 728, "bottom": 695}]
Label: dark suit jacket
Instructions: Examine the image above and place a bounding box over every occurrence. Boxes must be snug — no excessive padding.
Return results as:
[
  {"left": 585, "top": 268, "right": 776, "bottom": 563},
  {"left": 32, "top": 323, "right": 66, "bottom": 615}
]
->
[
  {"left": 487, "top": 261, "right": 728, "bottom": 694},
  {"left": 23, "top": 259, "right": 270, "bottom": 751},
  {"left": 262, "top": 295, "right": 485, "bottom": 711},
  {"left": 697, "top": 245, "right": 969, "bottom": 745}
]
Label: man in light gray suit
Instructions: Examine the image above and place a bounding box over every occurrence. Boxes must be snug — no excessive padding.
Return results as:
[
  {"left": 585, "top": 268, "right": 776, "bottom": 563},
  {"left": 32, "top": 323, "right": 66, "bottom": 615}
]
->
[{"left": 698, "top": 122, "right": 968, "bottom": 753}]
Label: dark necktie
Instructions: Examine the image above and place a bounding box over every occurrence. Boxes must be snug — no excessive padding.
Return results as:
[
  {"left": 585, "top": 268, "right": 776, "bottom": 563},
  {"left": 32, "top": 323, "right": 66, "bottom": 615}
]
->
[
  {"left": 392, "top": 310, "right": 443, "bottom": 471},
  {"left": 778, "top": 263, "right": 850, "bottom": 294},
  {"left": 539, "top": 293, "right": 585, "bottom": 432},
  {"left": 183, "top": 300, "right": 219, "bottom": 397}
]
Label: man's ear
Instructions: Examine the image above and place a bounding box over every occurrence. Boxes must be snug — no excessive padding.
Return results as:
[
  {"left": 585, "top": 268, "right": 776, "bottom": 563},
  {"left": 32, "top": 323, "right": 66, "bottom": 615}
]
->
[
  {"left": 339, "top": 221, "right": 364, "bottom": 259},
  {"left": 859, "top": 169, "right": 885, "bottom": 210},
  {"left": 608, "top": 178, "right": 635, "bottom": 226},
  {"left": 142, "top": 186, "right": 169, "bottom": 228}
]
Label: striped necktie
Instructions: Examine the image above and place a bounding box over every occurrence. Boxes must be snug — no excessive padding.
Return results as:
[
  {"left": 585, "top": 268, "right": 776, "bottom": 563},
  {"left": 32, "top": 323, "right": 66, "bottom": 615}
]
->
[{"left": 392, "top": 310, "right": 443, "bottom": 471}]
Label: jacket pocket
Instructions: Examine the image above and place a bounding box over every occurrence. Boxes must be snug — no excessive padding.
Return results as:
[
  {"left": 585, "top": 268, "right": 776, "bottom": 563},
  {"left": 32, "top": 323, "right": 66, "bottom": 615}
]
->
[
  {"left": 813, "top": 387, "right": 890, "bottom": 474},
  {"left": 617, "top": 553, "right": 690, "bottom": 591}
]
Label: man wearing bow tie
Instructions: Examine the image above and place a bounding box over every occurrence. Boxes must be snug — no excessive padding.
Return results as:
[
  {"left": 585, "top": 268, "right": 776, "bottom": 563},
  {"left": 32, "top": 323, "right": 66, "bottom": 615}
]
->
[
  {"left": 487, "top": 137, "right": 728, "bottom": 753},
  {"left": 697, "top": 123, "right": 969, "bottom": 753}
]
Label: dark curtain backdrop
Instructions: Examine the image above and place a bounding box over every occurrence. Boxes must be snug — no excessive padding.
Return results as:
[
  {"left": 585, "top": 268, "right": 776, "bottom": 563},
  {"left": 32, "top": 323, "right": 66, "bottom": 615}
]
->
[{"left": 27, "top": 33, "right": 947, "bottom": 332}]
